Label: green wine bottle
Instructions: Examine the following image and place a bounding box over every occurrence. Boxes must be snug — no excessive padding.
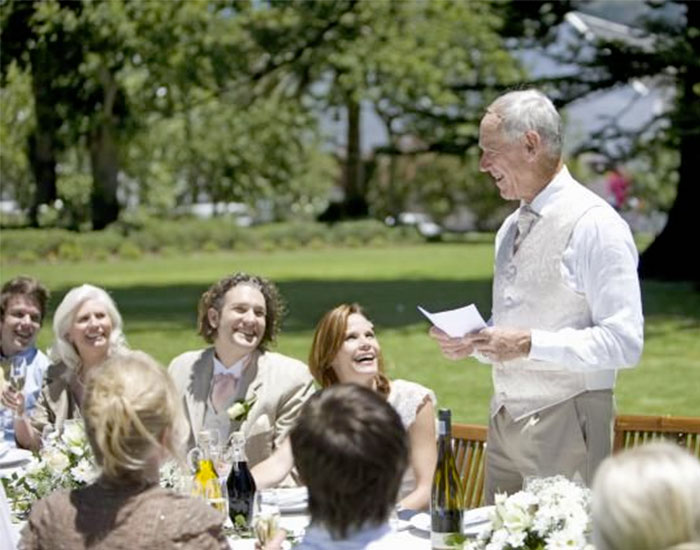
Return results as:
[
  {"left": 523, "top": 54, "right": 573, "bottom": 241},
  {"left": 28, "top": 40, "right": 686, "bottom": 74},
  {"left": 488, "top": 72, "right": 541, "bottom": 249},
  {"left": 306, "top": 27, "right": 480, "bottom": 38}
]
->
[{"left": 430, "top": 408, "right": 464, "bottom": 549}]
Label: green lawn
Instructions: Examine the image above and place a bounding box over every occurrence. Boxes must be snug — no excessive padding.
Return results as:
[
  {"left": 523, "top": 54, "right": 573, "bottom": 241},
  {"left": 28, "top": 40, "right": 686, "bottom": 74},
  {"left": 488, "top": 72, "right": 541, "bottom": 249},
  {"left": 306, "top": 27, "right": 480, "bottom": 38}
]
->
[{"left": 2, "top": 243, "right": 698, "bottom": 424}]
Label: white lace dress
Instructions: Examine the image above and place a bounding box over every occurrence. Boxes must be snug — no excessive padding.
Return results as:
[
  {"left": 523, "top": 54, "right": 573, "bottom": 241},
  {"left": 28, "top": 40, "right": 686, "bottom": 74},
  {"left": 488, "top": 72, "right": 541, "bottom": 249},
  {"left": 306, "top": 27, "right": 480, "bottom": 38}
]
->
[{"left": 387, "top": 379, "right": 437, "bottom": 501}]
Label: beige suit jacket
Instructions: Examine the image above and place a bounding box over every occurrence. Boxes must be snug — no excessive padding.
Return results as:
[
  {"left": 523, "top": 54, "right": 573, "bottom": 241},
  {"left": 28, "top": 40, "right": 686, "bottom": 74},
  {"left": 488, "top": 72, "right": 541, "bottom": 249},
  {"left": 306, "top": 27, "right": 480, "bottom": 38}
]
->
[{"left": 168, "top": 348, "right": 314, "bottom": 467}]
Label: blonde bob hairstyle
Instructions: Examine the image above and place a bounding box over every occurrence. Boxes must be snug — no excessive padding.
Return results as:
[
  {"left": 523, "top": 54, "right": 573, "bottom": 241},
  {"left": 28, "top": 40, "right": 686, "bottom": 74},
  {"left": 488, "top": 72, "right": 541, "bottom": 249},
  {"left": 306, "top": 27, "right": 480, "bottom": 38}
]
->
[
  {"left": 592, "top": 442, "right": 700, "bottom": 550},
  {"left": 83, "top": 351, "right": 187, "bottom": 482},
  {"left": 308, "top": 303, "right": 390, "bottom": 397},
  {"left": 49, "top": 284, "right": 128, "bottom": 370}
]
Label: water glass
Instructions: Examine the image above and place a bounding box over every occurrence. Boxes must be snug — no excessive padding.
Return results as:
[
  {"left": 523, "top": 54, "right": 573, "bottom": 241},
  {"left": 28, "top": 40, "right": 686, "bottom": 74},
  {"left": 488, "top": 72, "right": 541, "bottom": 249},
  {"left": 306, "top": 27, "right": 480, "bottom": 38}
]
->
[{"left": 253, "top": 501, "right": 281, "bottom": 546}]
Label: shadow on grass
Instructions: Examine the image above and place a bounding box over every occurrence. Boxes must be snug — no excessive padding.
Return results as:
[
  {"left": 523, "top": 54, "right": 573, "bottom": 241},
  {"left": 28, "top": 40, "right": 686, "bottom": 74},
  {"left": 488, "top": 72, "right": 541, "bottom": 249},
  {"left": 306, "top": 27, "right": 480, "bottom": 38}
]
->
[
  {"left": 45, "top": 279, "right": 698, "bottom": 337},
  {"left": 48, "top": 279, "right": 495, "bottom": 333}
]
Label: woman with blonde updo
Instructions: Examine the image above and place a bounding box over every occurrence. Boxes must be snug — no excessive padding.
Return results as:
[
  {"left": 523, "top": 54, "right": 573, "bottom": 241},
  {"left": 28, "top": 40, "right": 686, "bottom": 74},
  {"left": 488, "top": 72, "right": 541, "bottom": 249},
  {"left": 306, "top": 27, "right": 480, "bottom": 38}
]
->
[
  {"left": 19, "top": 351, "right": 229, "bottom": 549},
  {"left": 15, "top": 284, "right": 129, "bottom": 450},
  {"left": 592, "top": 442, "right": 700, "bottom": 550}
]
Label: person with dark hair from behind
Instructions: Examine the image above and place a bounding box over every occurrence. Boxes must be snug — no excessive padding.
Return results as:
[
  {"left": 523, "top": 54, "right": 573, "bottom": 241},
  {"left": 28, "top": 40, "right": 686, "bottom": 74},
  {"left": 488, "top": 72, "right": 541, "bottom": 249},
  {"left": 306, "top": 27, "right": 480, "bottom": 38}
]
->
[
  {"left": 0, "top": 276, "right": 50, "bottom": 448},
  {"left": 264, "top": 383, "right": 409, "bottom": 550}
]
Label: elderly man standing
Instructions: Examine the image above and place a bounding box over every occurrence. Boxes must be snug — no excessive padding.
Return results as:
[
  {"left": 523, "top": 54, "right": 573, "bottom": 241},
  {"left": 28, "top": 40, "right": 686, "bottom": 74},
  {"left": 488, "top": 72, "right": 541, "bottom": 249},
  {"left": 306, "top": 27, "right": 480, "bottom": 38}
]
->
[
  {"left": 431, "top": 89, "right": 643, "bottom": 502},
  {"left": 0, "top": 276, "right": 50, "bottom": 447}
]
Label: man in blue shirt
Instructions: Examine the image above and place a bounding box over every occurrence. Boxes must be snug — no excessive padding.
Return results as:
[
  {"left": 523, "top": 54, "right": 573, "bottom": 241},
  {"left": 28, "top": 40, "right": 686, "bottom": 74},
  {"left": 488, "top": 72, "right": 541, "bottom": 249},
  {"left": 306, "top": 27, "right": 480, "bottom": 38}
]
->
[{"left": 0, "top": 276, "right": 50, "bottom": 447}]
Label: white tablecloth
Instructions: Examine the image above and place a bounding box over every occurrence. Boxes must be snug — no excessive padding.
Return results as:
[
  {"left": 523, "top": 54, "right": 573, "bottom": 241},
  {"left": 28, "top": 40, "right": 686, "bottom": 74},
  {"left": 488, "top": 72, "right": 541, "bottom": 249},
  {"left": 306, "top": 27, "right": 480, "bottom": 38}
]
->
[{"left": 227, "top": 517, "right": 432, "bottom": 550}]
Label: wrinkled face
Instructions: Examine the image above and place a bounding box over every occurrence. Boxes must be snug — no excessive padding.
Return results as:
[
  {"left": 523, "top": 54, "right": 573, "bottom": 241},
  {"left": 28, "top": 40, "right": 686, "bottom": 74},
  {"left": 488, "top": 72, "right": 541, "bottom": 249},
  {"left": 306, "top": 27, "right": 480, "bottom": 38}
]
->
[
  {"left": 478, "top": 112, "right": 531, "bottom": 201},
  {"left": 209, "top": 284, "right": 266, "bottom": 356},
  {"left": 68, "top": 299, "right": 113, "bottom": 362},
  {"left": 331, "top": 313, "right": 380, "bottom": 386},
  {"left": 0, "top": 295, "right": 42, "bottom": 356}
]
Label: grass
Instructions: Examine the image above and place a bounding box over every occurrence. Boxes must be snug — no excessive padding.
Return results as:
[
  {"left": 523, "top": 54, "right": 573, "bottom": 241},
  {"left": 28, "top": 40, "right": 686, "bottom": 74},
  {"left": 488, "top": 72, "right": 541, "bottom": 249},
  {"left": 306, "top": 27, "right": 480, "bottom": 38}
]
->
[{"left": 1, "top": 242, "right": 698, "bottom": 424}]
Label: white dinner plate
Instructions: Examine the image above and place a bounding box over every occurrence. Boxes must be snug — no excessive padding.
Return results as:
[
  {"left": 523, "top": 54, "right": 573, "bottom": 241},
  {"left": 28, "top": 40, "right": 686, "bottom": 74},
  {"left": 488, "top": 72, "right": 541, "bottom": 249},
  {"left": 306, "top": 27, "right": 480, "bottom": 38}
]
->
[
  {"left": 409, "top": 507, "right": 494, "bottom": 535},
  {"left": 0, "top": 441, "right": 11, "bottom": 458},
  {"left": 409, "top": 512, "right": 430, "bottom": 532},
  {"left": 0, "top": 448, "right": 32, "bottom": 468},
  {"left": 259, "top": 487, "right": 308, "bottom": 513}
]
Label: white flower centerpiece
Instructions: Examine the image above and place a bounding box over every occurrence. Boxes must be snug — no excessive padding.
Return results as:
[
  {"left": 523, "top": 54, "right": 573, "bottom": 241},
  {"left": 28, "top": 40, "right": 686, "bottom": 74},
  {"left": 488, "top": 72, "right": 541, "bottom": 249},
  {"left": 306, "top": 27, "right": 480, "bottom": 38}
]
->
[
  {"left": 2, "top": 419, "right": 190, "bottom": 520},
  {"left": 464, "top": 476, "right": 595, "bottom": 550},
  {"left": 2, "top": 420, "right": 98, "bottom": 519}
]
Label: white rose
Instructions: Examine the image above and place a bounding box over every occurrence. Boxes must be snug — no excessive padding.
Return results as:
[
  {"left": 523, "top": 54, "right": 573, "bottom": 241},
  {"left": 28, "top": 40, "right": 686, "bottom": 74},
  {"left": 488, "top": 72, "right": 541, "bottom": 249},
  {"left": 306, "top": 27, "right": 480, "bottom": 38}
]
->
[
  {"left": 227, "top": 402, "right": 246, "bottom": 421},
  {"left": 71, "top": 458, "right": 98, "bottom": 484},
  {"left": 61, "top": 420, "right": 86, "bottom": 454},
  {"left": 44, "top": 448, "right": 70, "bottom": 473}
]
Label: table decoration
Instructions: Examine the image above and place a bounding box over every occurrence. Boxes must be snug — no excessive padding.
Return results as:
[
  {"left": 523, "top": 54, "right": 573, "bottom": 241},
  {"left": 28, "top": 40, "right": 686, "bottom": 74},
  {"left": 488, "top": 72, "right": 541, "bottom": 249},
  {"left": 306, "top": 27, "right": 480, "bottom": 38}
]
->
[
  {"left": 1, "top": 419, "right": 192, "bottom": 521},
  {"left": 463, "top": 476, "right": 594, "bottom": 550},
  {"left": 1, "top": 420, "right": 97, "bottom": 519}
]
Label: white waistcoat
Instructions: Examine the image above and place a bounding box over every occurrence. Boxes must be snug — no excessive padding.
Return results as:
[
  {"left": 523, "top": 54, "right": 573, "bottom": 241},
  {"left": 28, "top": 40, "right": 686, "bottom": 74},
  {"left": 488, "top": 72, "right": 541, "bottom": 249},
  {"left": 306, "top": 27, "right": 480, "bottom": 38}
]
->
[{"left": 491, "top": 181, "right": 609, "bottom": 421}]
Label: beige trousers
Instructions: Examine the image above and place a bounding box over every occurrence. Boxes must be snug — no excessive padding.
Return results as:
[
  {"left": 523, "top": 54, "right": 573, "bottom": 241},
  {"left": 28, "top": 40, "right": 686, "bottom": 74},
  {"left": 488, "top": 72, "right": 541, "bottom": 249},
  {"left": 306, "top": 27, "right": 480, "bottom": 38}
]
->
[{"left": 484, "top": 390, "right": 614, "bottom": 504}]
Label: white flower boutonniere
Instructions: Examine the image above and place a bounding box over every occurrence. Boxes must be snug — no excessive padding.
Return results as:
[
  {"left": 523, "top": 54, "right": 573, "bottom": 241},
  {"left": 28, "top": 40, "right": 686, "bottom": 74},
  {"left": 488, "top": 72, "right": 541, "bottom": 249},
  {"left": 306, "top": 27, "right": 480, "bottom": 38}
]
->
[{"left": 227, "top": 396, "right": 257, "bottom": 422}]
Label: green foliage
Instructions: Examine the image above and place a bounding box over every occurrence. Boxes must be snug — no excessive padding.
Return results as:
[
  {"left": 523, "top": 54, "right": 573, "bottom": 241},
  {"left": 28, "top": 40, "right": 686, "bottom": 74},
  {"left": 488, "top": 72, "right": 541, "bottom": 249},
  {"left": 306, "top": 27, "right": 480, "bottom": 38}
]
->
[
  {"left": 369, "top": 152, "right": 510, "bottom": 231},
  {"left": 0, "top": 62, "right": 34, "bottom": 208}
]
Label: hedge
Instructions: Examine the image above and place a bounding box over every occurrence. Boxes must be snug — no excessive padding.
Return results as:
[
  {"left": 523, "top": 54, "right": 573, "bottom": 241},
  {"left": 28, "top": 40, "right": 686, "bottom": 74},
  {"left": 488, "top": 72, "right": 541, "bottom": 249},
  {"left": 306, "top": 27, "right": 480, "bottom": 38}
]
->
[{"left": 0, "top": 218, "right": 424, "bottom": 263}]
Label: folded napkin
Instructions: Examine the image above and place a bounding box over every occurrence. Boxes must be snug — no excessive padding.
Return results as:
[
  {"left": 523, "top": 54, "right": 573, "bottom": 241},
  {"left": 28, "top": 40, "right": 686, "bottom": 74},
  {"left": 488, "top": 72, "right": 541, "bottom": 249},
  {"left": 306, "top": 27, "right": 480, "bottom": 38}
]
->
[
  {"left": 259, "top": 487, "right": 308, "bottom": 513},
  {"left": 0, "top": 442, "right": 10, "bottom": 459},
  {"left": 464, "top": 505, "right": 494, "bottom": 526}
]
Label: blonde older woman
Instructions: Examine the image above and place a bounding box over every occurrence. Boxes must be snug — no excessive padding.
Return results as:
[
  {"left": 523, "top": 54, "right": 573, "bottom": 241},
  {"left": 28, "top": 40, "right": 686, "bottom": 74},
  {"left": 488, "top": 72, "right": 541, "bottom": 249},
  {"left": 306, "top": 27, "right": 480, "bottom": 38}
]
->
[
  {"left": 19, "top": 351, "right": 228, "bottom": 549},
  {"left": 592, "top": 442, "right": 700, "bottom": 550},
  {"left": 15, "top": 284, "right": 128, "bottom": 450}
]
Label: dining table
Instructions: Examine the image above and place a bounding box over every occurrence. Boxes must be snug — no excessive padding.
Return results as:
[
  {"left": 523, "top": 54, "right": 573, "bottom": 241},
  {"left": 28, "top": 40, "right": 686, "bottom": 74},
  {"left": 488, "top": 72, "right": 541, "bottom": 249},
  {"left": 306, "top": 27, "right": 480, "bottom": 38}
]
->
[
  {"left": 227, "top": 489, "right": 493, "bottom": 550},
  {"left": 2, "top": 455, "right": 490, "bottom": 550},
  {"left": 227, "top": 514, "right": 434, "bottom": 550}
]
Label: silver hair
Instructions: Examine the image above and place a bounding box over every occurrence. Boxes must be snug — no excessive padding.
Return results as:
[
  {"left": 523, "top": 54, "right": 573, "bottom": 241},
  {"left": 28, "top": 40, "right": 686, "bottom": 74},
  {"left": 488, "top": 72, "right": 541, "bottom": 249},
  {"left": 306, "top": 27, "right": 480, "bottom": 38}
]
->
[
  {"left": 592, "top": 442, "right": 700, "bottom": 550},
  {"left": 487, "top": 89, "right": 563, "bottom": 159},
  {"left": 49, "top": 284, "right": 128, "bottom": 370}
]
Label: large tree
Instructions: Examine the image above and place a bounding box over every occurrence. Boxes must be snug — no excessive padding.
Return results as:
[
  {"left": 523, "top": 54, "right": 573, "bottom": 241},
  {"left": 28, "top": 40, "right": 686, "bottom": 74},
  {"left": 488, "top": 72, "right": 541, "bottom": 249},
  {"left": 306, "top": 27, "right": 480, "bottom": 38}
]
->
[
  {"left": 234, "top": 0, "right": 519, "bottom": 219},
  {"left": 492, "top": 0, "right": 698, "bottom": 282}
]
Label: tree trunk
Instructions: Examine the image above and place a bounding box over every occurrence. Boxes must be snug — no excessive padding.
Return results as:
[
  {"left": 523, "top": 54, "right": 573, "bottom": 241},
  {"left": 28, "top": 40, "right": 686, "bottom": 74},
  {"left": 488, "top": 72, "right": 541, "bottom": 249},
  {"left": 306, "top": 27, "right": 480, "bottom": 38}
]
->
[
  {"left": 27, "top": 50, "right": 58, "bottom": 226},
  {"left": 89, "top": 67, "right": 121, "bottom": 230},
  {"left": 639, "top": 0, "right": 700, "bottom": 283},
  {"left": 343, "top": 95, "right": 368, "bottom": 218}
]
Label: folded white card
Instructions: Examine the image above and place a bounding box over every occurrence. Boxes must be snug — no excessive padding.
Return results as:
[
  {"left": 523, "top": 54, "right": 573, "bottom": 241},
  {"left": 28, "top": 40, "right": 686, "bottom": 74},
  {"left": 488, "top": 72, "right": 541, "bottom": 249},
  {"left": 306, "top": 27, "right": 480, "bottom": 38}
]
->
[{"left": 418, "top": 303, "right": 487, "bottom": 338}]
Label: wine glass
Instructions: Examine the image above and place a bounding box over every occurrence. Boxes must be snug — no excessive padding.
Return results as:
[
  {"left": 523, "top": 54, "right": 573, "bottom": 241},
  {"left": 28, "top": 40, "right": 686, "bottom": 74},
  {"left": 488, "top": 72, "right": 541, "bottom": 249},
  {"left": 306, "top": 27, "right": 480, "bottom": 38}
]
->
[
  {"left": 41, "top": 425, "right": 58, "bottom": 447},
  {"left": 9, "top": 363, "right": 26, "bottom": 393},
  {"left": 203, "top": 477, "right": 228, "bottom": 517},
  {"left": 254, "top": 496, "right": 281, "bottom": 547}
]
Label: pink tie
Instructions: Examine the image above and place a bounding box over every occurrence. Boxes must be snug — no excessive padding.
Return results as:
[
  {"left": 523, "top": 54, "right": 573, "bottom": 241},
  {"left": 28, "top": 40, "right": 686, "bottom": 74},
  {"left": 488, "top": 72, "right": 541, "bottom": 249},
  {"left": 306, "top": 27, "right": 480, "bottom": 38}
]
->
[{"left": 211, "top": 373, "right": 237, "bottom": 414}]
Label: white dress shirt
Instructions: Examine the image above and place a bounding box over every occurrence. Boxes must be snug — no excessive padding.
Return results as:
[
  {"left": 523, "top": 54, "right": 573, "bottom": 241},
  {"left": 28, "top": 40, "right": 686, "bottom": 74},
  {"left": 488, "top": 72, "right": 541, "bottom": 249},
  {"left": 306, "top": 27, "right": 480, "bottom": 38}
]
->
[{"left": 494, "top": 165, "right": 644, "bottom": 387}]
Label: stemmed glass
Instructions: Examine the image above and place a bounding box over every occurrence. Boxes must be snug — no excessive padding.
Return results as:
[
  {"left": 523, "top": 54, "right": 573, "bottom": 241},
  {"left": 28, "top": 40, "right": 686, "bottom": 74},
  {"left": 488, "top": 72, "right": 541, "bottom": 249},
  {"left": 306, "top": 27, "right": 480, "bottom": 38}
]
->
[
  {"left": 9, "top": 363, "right": 26, "bottom": 394},
  {"left": 254, "top": 493, "right": 281, "bottom": 547}
]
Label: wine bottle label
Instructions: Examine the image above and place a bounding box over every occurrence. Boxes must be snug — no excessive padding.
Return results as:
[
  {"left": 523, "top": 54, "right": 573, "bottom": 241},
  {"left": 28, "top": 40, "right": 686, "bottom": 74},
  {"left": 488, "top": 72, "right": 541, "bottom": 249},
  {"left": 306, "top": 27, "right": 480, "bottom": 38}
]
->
[{"left": 438, "top": 419, "right": 449, "bottom": 436}]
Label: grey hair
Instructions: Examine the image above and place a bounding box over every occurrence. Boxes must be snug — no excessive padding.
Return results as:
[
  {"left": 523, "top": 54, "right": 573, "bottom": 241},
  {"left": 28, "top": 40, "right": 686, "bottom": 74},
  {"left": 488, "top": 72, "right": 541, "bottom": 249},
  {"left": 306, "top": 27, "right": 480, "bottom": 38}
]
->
[
  {"left": 487, "top": 89, "right": 563, "bottom": 159},
  {"left": 49, "top": 284, "right": 128, "bottom": 370},
  {"left": 592, "top": 442, "right": 700, "bottom": 550}
]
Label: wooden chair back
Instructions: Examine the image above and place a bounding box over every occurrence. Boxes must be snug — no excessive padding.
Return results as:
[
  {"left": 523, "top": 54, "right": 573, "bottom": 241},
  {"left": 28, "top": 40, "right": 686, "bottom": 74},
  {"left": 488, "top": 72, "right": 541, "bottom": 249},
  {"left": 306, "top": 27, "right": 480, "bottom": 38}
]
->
[
  {"left": 452, "top": 422, "right": 488, "bottom": 509},
  {"left": 612, "top": 414, "right": 700, "bottom": 457}
]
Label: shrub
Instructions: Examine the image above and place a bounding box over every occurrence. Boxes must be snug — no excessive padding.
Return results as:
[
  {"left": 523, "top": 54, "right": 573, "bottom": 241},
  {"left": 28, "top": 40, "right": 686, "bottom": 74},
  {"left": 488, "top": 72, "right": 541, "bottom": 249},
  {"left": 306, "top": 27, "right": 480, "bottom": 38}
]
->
[
  {"left": 117, "top": 242, "right": 142, "bottom": 260},
  {"left": 57, "top": 241, "right": 84, "bottom": 262},
  {"left": 1, "top": 218, "right": 435, "bottom": 265}
]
